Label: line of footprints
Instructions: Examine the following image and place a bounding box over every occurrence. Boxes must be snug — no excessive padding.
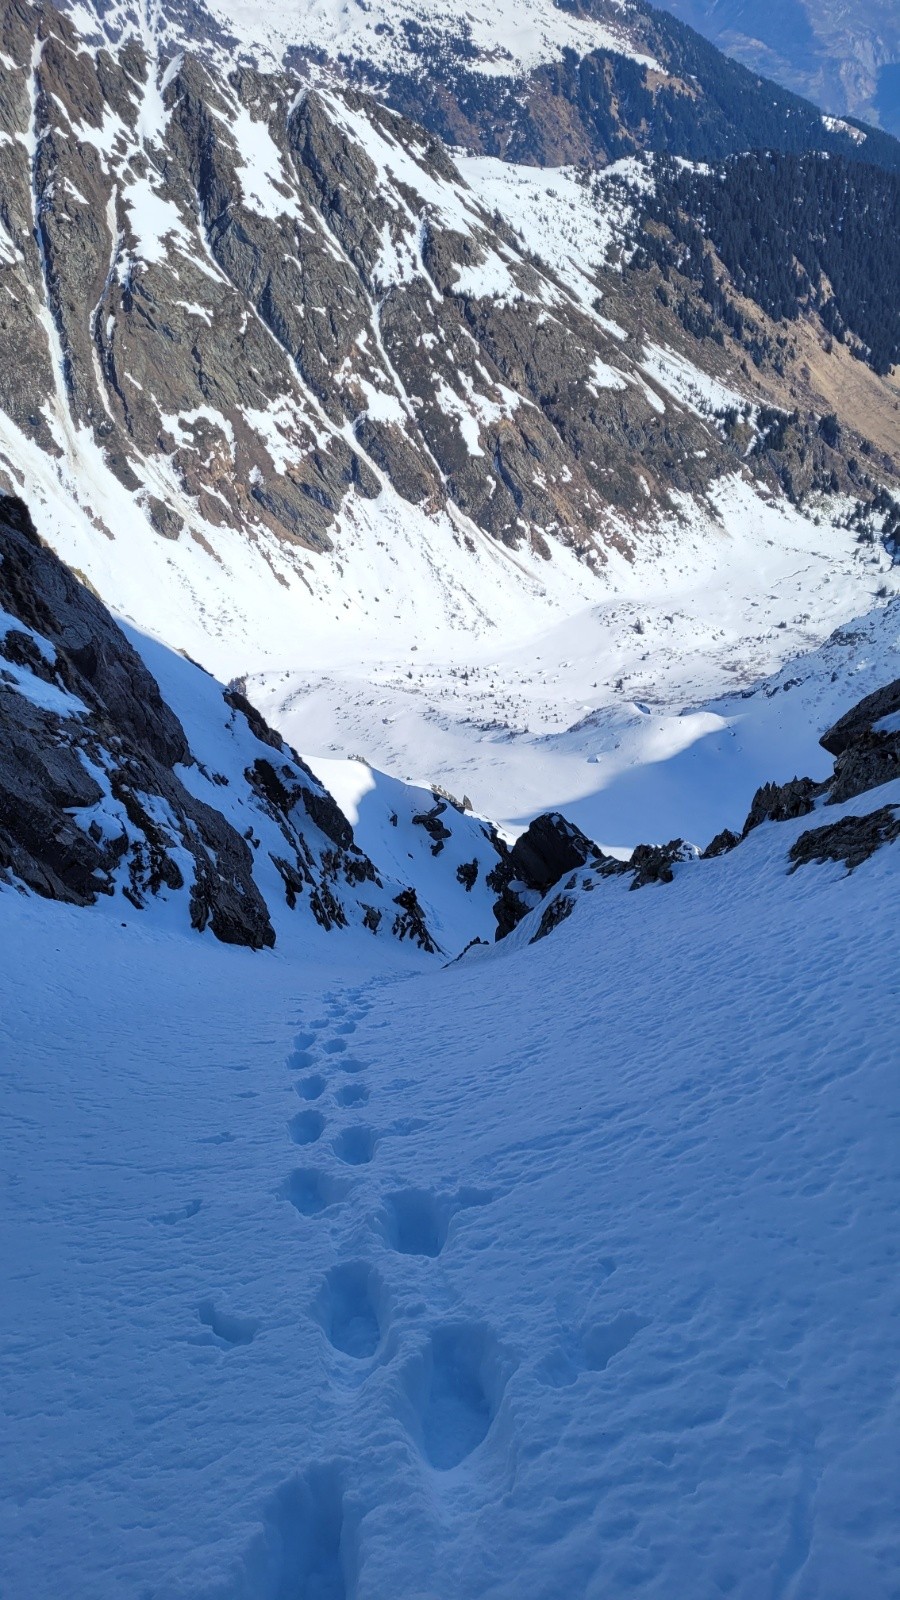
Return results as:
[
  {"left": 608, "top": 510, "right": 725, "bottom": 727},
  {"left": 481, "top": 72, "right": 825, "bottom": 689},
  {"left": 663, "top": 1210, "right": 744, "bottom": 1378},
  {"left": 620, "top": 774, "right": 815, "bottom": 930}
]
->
[
  {"left": 192, "top": 987, "right": 649, "bottom": 1598},
  {"left": 282, "top": 986, "right": 509, "bottom": 1476}
]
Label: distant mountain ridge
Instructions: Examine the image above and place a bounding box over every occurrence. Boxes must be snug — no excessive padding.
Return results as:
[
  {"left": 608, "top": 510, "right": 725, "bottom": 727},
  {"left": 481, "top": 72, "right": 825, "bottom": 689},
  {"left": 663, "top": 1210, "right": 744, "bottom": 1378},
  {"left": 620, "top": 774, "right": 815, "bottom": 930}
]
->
[{"left": 649, "top": 0, "right": 900, "bottom": 139}]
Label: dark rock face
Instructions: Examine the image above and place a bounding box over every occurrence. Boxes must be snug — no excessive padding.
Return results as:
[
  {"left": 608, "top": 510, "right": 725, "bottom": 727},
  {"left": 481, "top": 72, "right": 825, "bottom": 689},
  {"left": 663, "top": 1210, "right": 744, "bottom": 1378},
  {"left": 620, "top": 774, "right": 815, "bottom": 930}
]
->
[
  {"left": 489, "top": 810, "right": 602, "bottom": 938},
  {"left": 528, "top": 891, "right": 577, "bottom": 943},
  {"left": 742, "top": 776, "right": 826, "bottom": 834},
  {"left": 626, "top": 838, "right": 697, "bottom": 888},
  {"left": 412, "top": 801, "right": 454, "bottom": 855},
  {"left": 828, "top": 737, "right": 900, "bottom": 805},
  {"left": 701, "top": 826, "right": 741, "bottom": 859},
  {"left": 0, "top": 494, "right": 274, "bottom": 945},
  {"left": 819, "top": 680, "right": 900, "bottom": 803},
  {"left": 391, "top": 887, "right": 438, "bottom": 953},
  {"left": 789, "top": 807, "right": 900, "bottom": 872},
  {"left": 500, "top": 811, "right": 601, "bottom": 893},
  {"left": 0, "top": 494, "right": 440, "bottom": 950},
  {"left": 820, "top": 679, "right": 900, "bottom": 754}
]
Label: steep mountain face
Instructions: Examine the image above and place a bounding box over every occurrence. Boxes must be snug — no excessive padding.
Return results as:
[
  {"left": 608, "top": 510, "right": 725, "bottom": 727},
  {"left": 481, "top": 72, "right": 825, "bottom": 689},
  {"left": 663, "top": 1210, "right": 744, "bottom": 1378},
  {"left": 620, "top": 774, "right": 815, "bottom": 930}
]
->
[
  {"left": 0, "top": 492, "right": 511, "bottom": 952},
  {"left": 0, "top": 0, "right": 718, "bottom": 552},
  {"left": 650, "top": 0, "right": 900, "bottom": 139},
  {"left": 1, "top": 0, "right": 897, "bottom": 687}
]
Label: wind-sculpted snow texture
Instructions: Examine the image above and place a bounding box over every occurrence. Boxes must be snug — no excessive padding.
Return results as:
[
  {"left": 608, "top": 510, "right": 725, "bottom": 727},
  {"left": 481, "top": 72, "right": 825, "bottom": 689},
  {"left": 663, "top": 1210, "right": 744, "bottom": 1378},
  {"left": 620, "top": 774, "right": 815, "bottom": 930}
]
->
[{"left": 1, "top": 763, "right": 898, "bottom": 1596}]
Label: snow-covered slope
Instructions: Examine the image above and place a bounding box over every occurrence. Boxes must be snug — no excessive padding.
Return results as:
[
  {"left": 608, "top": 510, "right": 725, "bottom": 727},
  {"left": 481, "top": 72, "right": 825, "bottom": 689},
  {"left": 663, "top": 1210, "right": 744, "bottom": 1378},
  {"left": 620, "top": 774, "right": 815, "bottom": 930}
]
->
[
  {"left": 0, "top": 2, "right": 695, "bottom": 669},
  {"left": 0, "top": 493, "right": 505, "bottom": 956},
  {"left": 2, "top": 738, "right": 898, "bottom": 1596},
  {"left": 65, "top": 0, "right": 661, "bottom": 78},
  {"left": 255, "top": 483, "right": 899, "bottom": 848}
]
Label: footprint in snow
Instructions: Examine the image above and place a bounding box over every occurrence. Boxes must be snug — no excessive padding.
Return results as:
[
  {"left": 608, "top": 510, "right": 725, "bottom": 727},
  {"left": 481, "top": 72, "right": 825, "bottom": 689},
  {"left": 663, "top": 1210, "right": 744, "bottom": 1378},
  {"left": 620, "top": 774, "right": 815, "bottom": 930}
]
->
[
  {"left": 332, "top": 1125, "right": 377, "bottom": 1166},
  {"left": 280, "top": 1168, "right": 349, "bottom": 1216},
  {"left": 335, "top": 1082, "right": 369, "bottom": 1108},
  {"left": 288, "top": 1108, "right": 325, "bottom": 1146},
  {"left": 403, "top": 1322, "right": 515, "bottom": 1471},
  {"left": 198, "top": 1299, "right": 259, "bottom": 1347},
  {"left": 315, "top": 1261, "right": 387, "bottom": 1359},
  {"left": 249, "top": 1465, "right": 352, "bottom": 1600},
  {"left": 296, "top": 1073, "right": 327, "bottom": 1101},
  {"left": 382, "top": 1187, "right": 494, "bottom": 1258},
  {"left": 288, "top": 1047, "right": 319, "bottom": 1072}
]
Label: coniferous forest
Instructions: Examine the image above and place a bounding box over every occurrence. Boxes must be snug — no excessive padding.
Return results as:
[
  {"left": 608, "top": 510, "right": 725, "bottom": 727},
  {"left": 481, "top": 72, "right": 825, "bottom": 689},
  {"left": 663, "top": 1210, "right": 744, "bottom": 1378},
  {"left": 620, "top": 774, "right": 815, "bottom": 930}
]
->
[{"left": 637, "top": 152, "right": 900, "bottom": 375}]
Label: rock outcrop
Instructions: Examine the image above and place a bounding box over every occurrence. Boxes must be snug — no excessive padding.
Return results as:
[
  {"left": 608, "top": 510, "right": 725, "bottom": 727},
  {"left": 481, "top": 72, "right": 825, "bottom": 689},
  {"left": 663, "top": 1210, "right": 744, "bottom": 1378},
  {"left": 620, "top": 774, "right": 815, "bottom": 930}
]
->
[
  {"left": 789, "top": 807, "right": 900, "bottom": 873},
  {"left": 0, "top": 494, "right": 442, "bottom": 949},
  {"left": 819, "top": 680, "right": 900, "bottom": 803},
  {"left": 0, "top": 494, "right": 277, "bottom": 945},
  {"left": 488, "top": 811, "right": 605, "bottom": 938}
]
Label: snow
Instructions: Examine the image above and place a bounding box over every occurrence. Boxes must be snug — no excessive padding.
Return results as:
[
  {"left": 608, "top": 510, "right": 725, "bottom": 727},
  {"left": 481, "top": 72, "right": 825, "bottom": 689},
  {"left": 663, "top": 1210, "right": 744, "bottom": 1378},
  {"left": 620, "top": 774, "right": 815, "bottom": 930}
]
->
[
  {"left": 8, "top": 36, "right": 888, "bottom": 814},
  {"left": 354, "top": 379, "right": 407, "bottom": 427},
  {"left": 210, "top": 100, "right": 294, "bottom": 219},
  {"left": 255, "top": 478, "right": 898, "bottom": 851},
  {"left": 4, "top": 12, "right": 900, "bottom": 1578},
  {"left": 640, "top": 342, "right": 752, "bottom": 420},
  {"left": 0, "top": 656, "right": 87, "bottom": 716},
  {"left": 822, "top": 114, "right": 866, "bottom": 145},
  {"left": 308, "top": 756, "right": 502, "bottom": 952},
  {"left": 120, "top": 174, "right": 213, "bottom": 270},
  {"left": 452, "top": 247, "right": 521, "bottom": 305},
  {"left": 2, "top": 764, "right": 898, "bottom": 1596},
  {"left": 589, "top": 356, "right": 628, "bottom": 392},
  {"left": 0, "top": 608, "right": 88, "bottom": 715},
  {"left": 119, "top": 624, "right": 500, "bottom": 952},
  {"left": 198, "top": 0, "right": 661, "bottom": 78},
  {"left": 457, "top": 156, "right": 645, "bottom": 311}
]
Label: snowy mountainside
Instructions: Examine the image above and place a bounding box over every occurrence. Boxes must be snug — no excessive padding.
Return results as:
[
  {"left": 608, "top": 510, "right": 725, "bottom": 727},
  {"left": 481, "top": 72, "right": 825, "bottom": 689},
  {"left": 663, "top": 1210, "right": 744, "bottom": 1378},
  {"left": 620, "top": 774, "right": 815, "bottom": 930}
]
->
[
  {"left": 650, "top": 0, "right": 900, "bottom": 138},
  {"left": 502, "top": 674, "right": 900, "bottom": 946},
  {"left": 2, "top": 679, "right": 898, "bottom": 1597},
  {"left": 0, "top": 493, "right": 509, "bottom": 954},
  {"left": 64, "top": 0, "right": 900, "bottom": 169},
  {"left": 6, "top": 480, "right": 899, "bottom": 967},
  {"left": 1, "top": 0, "right": 897, "bottom": 693},
  {"left": 305, "top": 756, "right": 507, "bottom": 958},
  {"left": 182, "top": 0, "right": 660, "bottom": 79},
  {"left": 254, "top": 483, "right": 900, "bottom": 849}
]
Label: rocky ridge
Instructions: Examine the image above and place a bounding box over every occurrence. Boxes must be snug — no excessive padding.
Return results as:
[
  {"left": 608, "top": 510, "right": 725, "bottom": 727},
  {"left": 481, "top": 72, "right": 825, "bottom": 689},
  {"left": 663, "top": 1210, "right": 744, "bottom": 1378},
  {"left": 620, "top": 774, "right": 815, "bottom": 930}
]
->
[{"left": 0, "top": 492, "right": 447, "bottom": 948}]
